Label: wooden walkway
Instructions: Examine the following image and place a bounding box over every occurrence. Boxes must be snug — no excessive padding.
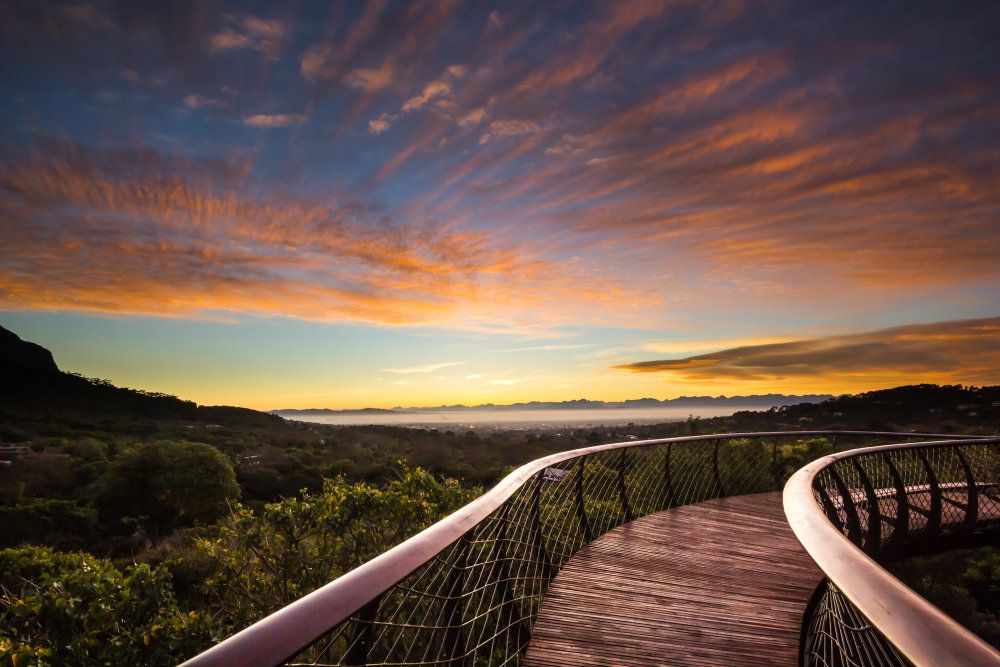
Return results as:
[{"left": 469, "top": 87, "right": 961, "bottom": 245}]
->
[{"left": 523, "top": 492, "right": 822, "bottom": 667}]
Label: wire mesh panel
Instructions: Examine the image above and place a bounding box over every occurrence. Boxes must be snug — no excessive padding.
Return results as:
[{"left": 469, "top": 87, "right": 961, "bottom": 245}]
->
[
  {"left": 184, "top": 431, "right": 982, "bottom": 667},
  {"left": 799, "top": 439, "right": 1000, "bottom": 667},
  {"left": 802, "top": 581, "right": 910, "bottom": 667}
]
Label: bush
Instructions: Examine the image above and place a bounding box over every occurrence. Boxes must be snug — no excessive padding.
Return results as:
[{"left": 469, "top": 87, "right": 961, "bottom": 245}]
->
[
  {"left": 195, "top": 466, "right": 479, "bottom": 630},
  {"left": 0, "top": 500, "right": 100, "bottom": 550},
  {"left": 0, "top": 546, "right": 217, "bottom": 666}
]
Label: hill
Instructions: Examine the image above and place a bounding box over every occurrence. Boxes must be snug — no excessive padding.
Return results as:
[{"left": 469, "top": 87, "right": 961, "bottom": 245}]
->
[{"left": 0, "top": 324, "right": 282, "bottom": 433}]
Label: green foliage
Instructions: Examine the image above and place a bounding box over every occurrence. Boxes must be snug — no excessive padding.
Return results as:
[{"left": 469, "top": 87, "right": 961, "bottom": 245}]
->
[
  {"left": 892, "top": 546, "right": 1000, "bottom": 648},
  {"left": 774, "top": 437, "right": 836, "bottom": 483},
  {"left": 0, "top": 546, "right": 216, "bottom": 667},
  {"left": 96, "top": 441, "right": 239, "bottom": 540},
  {"left": 195, "top": 466, "right": 479, "bottom": 630}
]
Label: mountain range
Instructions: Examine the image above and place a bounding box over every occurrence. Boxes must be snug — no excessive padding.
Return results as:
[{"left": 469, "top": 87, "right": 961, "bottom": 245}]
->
[{"left": 273, "top": 394, "right": 833, "bottom": 416}]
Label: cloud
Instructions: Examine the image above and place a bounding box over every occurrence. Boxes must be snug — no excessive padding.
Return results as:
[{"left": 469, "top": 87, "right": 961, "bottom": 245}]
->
[
  {"left": 3, "top": 2, "right": 998, "bottom": 339},
  {"left": 399, "top": 65, "right": 467, "bottom": 113},
  {"left": 615, "top": 318, "right": 1000, "bottom": 388},
  {"left": 383, "top": 362, "right": 466, "bottom": 374},
  {"left": 0, "top": 142, "right": 561, "bottom": 327},
  {"left": 489, "top": 378, "right": 522, "bottom": 385},
  {"left": 403, "top": 80, "right": 453, "bottom": 113},
  {"left": 55, "top": 3, "right": 115, "bottom": 30},
  {"left": 183, "top": 94, "right": 224, "bottom": 109},
  {"left": 500, "top": 344, "right": 592, "bottom": 352},
  {"left": 640, "top": 337, "right": 802, "bottom": 356},
  {"left": 345, "top": 63, "right": 395, "bottom": 91},
  {"left": 243, "top": 113, "right": 307, "bottom": 127},
  {"left": 479, "top": 119, "right": 544, "bottom": 144},
  {"left": 368, "top": 114, "right": 395, "bottom": 135},
  {"left": 458, "top": 107, "right": 487, "bottom": 128},
  {"left": 299, "top": 43, "right": 335, "bottom": 81},
  {"left": 209, "top": 13, "right": 287, "bottom": 58}
]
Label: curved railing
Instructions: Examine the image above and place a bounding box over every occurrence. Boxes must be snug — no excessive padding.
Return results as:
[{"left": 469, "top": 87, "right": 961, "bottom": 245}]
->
[
  {"left": 785, "top": 437, "right": 1000, "bottom": 667},
  {"left": 182, "top": 431, "right": 978, "bottom": 667}
]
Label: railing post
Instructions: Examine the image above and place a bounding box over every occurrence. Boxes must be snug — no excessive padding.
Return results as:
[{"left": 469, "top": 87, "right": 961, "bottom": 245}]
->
[
  {"left": 663, "top": 442, "right": 678, "bottom": 508},
  {"left": 882, "top": 452, "right": 910, "bottom": 556},
  {"left": 531, "top": 474, "right": 554, "bottom": 580},
  {"left": 956, "top": 447, "right": 979, "bottom": 531},
  {"left": 344, "top": 595, "right": 381, "bottom": 666},
  {"left": 617, "top": 448, "right": 634, "bottom": 523},
  {"left": 712, "top": 439, "right": 725, "bottom": 497},
  {"left": 575, "top": 457, "right": 594, "bottom": 542},
  {"left": 916, "top": 450, "right": 942, "bottom": 542},
  {"left": 816, "top": 481, "right": 844, "bottom": 532},
  {"left": 851, "top": 457, "right": 882, "bottom": 554},
  {"left": 771, "top": 439, "right": 783, "bottom": 490},
  {"left": 827, "top": 465, "right": 863, "bottom": 546},
  {"left": 576, "top": 456, "right": 594, "bottom": 544}
]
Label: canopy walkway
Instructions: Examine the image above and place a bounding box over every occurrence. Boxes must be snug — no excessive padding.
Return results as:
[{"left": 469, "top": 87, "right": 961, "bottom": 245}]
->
[
  {"left": 181, "top": 432, "right": 1000, "bottom": 667},
  {"left": 525, "top": 492, "right": 820, "bottom": 667}
]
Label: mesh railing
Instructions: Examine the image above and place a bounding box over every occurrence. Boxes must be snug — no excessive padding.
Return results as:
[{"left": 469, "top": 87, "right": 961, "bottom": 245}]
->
[
  {"left": 183, "top": 431, "right": 976, "bottom": 667},
  {"left": 787, "top": 437, "right": 1000, "bottom": 667}
]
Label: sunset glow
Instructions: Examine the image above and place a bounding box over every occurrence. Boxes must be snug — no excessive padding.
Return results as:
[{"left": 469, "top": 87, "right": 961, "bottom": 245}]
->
[{"left": 1, "top": 1, "right": 998, "bottom": 409}]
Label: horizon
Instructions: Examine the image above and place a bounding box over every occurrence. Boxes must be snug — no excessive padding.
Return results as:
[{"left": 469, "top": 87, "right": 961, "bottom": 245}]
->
[
  {"left": 2, "top": 2, "right": 999, "bottom": 411},
  {"left": 272, "top": 391, "right": 835, "bottom": 413}
]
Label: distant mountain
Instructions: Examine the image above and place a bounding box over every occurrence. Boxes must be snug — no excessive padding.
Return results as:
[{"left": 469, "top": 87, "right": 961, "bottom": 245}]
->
[
  {"left": 276, "top": 407, "right": 400, "bottom": 416},
  {"left": 271, "top": 393, "right": 832, "bottom": 415}
]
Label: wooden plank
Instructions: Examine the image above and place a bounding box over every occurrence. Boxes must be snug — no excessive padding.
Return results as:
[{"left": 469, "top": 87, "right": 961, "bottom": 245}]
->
[{"left": 523, "top": 492, "right": 821, "bottom": 667}]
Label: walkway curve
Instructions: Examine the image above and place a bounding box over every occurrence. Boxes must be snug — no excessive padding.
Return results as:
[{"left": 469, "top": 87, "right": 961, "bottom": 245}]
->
[{"left": 524, "top": 492, "right": 822, "bottom": 667}]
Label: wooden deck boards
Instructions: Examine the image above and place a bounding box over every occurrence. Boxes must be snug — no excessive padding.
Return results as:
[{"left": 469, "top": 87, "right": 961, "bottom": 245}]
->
[{"left": 523, "top": 492, "right": 821, "bottom": 667}]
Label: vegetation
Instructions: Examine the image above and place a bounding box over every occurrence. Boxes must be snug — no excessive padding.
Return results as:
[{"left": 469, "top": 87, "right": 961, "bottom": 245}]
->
[
  {"left": 95, "top": 441, "right": 239, "bottom": 543},
  {"left": 0, "top": 471, "right": 476, "bottom": 666},
  {"left": 1, "top": 326, "right": 998, "bottom": 664},
  {"left": 892, "top": 547, "right": 1000, "bottom": 649},
  {"left": 0, "top": 547, "right": 214, "bottom": 667}
]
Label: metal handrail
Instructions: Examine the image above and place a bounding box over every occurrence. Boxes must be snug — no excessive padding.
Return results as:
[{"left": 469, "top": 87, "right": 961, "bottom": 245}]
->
[
  {"left": 182, "top": 430, "right": 981, "bottom": 667},
  {"left": 784, "top": 437, "right": 1000, "bottom": 667}
]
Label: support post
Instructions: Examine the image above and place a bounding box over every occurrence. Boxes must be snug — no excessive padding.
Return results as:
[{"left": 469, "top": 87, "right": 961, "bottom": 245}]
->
[
  {"left": 852, "top": 457, "right": 882, "bottom": 554},
  {"left": 712, "top": 439, "right": 725, "bottom": 497},
  {"left": 531, "top": 474, "right": 554, "bottom": 581},
  {"left": 344, "top": 595, "right": 382, "bottom": 666},
  {"left": 956, "top": 447, "right": 979, "bottom": 531},
  {"left": 663, "top": 443, "right": 678, "bottom": 508},
  {"left": 575, "top": 457, "right": 594, "bottom": 542},
  {"left": 617, "top": 449, "right": 634, "bottom": 523}
]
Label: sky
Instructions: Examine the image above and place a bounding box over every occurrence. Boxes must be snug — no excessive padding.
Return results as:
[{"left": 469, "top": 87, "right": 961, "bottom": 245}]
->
[{"left": 1, "top": 0, "right": 998, "bottom": 410}]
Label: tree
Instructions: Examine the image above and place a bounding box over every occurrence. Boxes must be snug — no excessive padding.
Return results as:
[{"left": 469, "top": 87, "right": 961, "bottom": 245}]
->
[{"left": 96, "top": 441, "right": 239, "bottom": 541}]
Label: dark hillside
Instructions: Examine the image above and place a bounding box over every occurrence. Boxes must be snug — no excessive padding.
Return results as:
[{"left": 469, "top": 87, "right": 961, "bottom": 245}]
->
[
  {"left": 0, "top": 325, "right": 58, "bottom": 373},
  {"left": 0, "top": 324, "right": 281, "bottom": 432}
]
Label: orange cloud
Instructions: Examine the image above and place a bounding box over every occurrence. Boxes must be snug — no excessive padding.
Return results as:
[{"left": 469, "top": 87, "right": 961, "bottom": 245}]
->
[
  {"left": 0, "top": 141, "right": 668, "bottom": 333},
  {"left": 243, "top": 113, "right": 306, "bottom": 127},
  {"left": 0, "top": 143, "right": 554, "bottom": 327},
  {"left": 615, "top": 317, "right": 1000, "bottom": 389}
]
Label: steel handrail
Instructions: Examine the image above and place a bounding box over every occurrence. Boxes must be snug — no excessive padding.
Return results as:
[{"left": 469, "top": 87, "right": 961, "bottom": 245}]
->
[
  {"left": 183, "top": 430, "right": 981, "bottom": 667},
  {"left": 784, "top": 437, "right": 1000, "bottom": 667}
]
